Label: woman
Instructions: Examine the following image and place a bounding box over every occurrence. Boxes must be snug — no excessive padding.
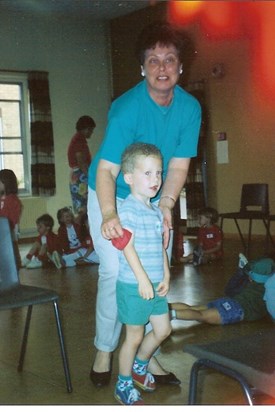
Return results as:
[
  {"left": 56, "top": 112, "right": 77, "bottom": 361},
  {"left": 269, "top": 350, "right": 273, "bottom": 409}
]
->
[
  {"left": 67, "top": 115, "right": 96, "bottom": 222},
  {"left": 88, "top": 21, "right": 201, "bottom": 387}
]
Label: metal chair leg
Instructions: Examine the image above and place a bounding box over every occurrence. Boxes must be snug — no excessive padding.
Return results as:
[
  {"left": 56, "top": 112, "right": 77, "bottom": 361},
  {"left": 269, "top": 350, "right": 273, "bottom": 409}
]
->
[
  {"left": 188, "top": 360, "right": 201, "bottom": 404},
  {"left": 53, "top": 300, "right": 73, "bottom": 393},
  {"left": 264, "top": 218, "right": 275, "bottom": 252},
  {"left": 234, "top": 219, "right": 247, "bottom": 250},
  {"left": 188, "top": 358, "right": 254, "bottom": 405},
  {"left": 18, "top": 305, "right": 33, "bottom": 372},
  {"left": 247, "top": 219, "right": 252, "bottom": 257}
]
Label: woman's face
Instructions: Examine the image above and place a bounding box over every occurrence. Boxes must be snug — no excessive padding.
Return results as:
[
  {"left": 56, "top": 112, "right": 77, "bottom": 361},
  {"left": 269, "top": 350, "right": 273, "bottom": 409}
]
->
[{"left": 142, "top": 43, "right": 182, "bottom": 98}]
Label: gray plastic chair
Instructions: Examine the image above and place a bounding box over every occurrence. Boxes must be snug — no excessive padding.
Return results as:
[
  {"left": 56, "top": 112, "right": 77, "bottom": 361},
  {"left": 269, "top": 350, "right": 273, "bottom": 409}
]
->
[{"left": 0, "top": 216, "right": 72, "bottom": 393}]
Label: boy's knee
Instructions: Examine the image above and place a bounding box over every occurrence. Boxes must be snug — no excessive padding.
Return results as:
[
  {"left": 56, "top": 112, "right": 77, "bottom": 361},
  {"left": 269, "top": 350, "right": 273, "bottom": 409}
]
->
[
  {"left": 156, "top": 324, "right": 172, "bottom": 342},
  {"left": 203, "top": 309, "right": 222, "bottom": 325},
  {"left": 166, "top": 324, "right": 172, "bottom": 337},
  {"left": 127, "top": 329, "right": 144, "bottom": 348}
]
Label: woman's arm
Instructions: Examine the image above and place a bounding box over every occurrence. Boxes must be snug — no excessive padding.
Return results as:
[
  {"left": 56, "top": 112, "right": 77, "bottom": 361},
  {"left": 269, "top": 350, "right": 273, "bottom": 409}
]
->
[
  {"left": 159, "top": 157, "right": 190, "bottom": 248},
  {"left": 96, "top": 159, "right": 123, "bottom": 239},
  {"left": 75, "top": 151, "right": 89, "bottom": 175}
]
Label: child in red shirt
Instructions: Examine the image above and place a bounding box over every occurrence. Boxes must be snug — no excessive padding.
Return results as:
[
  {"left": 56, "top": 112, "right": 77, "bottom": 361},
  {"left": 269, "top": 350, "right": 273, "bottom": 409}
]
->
[
  {"left": 181, "top": 207, "right": 223, "bottom": 266},
  {"left": 49, "top": 207, "right": 99, "bottom": 268},
  {"left": 0, "top": 169, "right": 23, "bottom": 269},
  {"left": 22, "top": 214, "right": 59, "bottom": 269}
]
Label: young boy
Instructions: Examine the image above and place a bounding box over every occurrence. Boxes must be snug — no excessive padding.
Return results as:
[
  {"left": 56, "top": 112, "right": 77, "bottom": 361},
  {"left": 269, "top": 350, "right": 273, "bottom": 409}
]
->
[
  {"left": 113, "top": 143, "right": 171, "bottom": 405},
  {"left": 181, "top": 207, "right": 223, "bottom": 265},
  {"left": 22, "top": 214, "right": 59, "bottom": 269}
]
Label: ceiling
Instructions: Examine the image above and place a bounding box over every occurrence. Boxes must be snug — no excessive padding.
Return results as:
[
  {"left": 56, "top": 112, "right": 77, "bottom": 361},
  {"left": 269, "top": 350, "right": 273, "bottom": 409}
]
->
[{"left": 1, "top": 0, "right": 162, "bottom": 20}]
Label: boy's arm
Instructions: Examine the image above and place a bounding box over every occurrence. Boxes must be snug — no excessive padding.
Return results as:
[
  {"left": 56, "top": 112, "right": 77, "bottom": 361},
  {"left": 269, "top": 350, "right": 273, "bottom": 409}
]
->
[
  {"left": 122, "top": 233, "right": 154, "bottom": 300},
  {"left": 156, "top": 246, "right": 170, "bottom": 297},
  {"left": 203, "top": 240, "right": 222, "bottom": 255}
]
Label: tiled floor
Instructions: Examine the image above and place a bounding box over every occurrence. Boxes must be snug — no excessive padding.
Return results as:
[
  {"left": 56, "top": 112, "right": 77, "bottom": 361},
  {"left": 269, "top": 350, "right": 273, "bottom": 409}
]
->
[{"left": 0, "top": 236, "right": 274, "bottom": 406}]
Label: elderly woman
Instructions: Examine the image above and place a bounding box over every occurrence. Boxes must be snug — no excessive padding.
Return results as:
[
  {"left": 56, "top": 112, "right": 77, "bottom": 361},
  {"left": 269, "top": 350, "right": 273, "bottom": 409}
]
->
[
  {"left": 67, "top": 115, "right": 96, "bottom": 222},
  {"left": 88, "top": 21, "right": 201, "bottom": 387}
]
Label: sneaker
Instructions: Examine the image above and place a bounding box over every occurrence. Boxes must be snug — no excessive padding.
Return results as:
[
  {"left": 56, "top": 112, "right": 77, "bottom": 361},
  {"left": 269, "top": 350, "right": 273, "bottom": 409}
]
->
[
  {"left": 239, "top": 253, "right": 248, "bottom": 269},
  {"left": 114, "top": 384, "right": 144, "bottom": 405},
  {"left": 48, "top": 251, "right": 63, "bottom": 269},
  {"left": 179, "top": 254, "right": 193, "bottom": 264},
  {"left": 21, "top": 256, "right": 31, "bottom": 267},
  {"left": 132, "top": 371, "right": 156, "bottom": 392},
  {"left": 26, "top": 257, "right": 42, "bottom": 269}
]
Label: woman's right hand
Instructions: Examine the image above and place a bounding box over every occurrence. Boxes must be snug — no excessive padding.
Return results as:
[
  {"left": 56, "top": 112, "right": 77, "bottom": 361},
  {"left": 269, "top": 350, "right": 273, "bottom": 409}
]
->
[{"left": 101, "top": 211, "right": 123, "bottom": 240}]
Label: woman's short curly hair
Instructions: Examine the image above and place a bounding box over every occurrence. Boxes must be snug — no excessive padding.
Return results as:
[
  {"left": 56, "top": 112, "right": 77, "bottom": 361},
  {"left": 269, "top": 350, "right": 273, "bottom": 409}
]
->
[
  {"left": 76, "top": 116, "right": 96, "bottom": 132},
  {"left": 135, "top": 21, "right": 187, "bottom": 65}
]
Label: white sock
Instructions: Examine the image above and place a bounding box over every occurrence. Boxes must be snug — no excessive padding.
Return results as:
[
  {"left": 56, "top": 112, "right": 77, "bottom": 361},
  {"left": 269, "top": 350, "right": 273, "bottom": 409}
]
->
[{"left": 170, "top": 309, "right": 177, "bottom": 320}]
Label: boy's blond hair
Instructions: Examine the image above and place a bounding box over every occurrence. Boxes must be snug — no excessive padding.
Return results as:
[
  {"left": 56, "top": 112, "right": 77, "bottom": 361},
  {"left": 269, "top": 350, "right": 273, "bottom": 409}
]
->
[{"left": 121, "top": 142, "right": 162, "bottom": 174}]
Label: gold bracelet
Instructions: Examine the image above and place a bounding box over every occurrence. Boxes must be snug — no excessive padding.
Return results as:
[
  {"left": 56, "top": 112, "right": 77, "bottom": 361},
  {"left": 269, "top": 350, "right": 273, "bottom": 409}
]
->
[{"left": 160, "top": 195, "right": 176, "bottom": 204}]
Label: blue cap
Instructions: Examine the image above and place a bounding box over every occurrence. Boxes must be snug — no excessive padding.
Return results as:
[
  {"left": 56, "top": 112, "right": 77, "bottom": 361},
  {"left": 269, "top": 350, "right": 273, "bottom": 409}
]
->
[{"left": 244, "top": 257, "right": 275, "bottom": 284}]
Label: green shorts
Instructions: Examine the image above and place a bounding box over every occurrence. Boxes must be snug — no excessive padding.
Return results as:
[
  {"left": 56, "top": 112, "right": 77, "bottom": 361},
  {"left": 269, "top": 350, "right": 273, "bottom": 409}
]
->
[{"left": 116, "top": 280, "right": 168, "bottom": 325}]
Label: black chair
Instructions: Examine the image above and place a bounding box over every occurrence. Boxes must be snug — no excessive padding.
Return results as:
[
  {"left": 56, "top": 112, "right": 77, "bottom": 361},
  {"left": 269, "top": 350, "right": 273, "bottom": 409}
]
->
[
  {"left": 0, "top": 217, "right": 72, "bottom": 393},
  {"left": 184, "top": 328, "right": 275, "bottom": 405},
  {"left": 219, "top": 183, "right": 273, "bottom": 256}
]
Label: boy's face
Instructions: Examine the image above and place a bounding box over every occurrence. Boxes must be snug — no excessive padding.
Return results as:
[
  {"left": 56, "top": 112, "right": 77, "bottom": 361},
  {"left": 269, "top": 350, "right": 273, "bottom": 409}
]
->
[
  {"left": 198, "top": 214, "right": 211, "bottom": 227},
  {"left": 37, "top": 222, "right": 50, "bottom": 236},
  {"left": 124, "top": 155, "right": 162, "bottom": 202}
]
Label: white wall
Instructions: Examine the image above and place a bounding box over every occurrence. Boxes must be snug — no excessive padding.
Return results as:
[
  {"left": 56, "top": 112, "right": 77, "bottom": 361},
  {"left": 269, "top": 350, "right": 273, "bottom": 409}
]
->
[
  {"left": 0, "top": 9, "right": 112, "bottom": 234},
  {"left": 183, "top": 23, "right": 275, "bottom": 235}
]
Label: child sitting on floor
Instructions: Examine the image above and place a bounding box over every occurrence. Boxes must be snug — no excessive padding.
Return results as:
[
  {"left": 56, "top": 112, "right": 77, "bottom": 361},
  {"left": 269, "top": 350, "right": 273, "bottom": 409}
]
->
[
  {"left": 181, "top": 206, "right": 223, "bottom": 265},
  {"left": 22, "top": 214, "right": 59, "bottom": 269},
  {"left": 0, "top": 169, "right": 23, "bottom": 269},
  {"left": 49, "top": 207, "right": 99, "bottom": 268}
]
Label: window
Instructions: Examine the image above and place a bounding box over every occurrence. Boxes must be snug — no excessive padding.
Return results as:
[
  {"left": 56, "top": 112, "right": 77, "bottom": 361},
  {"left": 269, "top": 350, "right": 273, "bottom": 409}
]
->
[{"left": 0, "top": 72, "right": 31, "bottom": 195}]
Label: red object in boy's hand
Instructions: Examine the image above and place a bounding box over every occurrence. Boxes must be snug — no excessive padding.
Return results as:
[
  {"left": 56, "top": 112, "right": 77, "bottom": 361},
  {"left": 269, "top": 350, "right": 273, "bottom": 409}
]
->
[{"left": 111, "top": 228, "right": 132, "bottom": 250}]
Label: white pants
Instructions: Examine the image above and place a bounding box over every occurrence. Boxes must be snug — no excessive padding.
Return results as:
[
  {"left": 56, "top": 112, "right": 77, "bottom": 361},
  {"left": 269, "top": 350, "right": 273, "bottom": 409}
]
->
[
  {"left": 62, "top": 248, "right": 99, "bottom": 267},
  {"left": 88, "top": 188, "right": 173, "bottom": 352}
]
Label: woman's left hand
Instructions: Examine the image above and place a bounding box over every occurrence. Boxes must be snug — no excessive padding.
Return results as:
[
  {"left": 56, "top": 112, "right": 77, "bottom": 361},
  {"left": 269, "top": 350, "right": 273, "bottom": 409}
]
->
[{"left": 159, "top": 204, "right": 173, "bottom": 249}]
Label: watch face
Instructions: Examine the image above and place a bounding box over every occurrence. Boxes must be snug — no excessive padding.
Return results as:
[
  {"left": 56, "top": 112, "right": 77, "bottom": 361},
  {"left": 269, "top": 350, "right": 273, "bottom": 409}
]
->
[{"left": 212, "top": 63, "right": 225, "bottom": 78}]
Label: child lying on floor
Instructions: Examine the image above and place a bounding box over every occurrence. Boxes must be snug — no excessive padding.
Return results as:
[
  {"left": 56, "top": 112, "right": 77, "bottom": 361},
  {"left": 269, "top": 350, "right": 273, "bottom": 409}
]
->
[{"left": 170, "top": 255, "right": 275, "bottom": 325}]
